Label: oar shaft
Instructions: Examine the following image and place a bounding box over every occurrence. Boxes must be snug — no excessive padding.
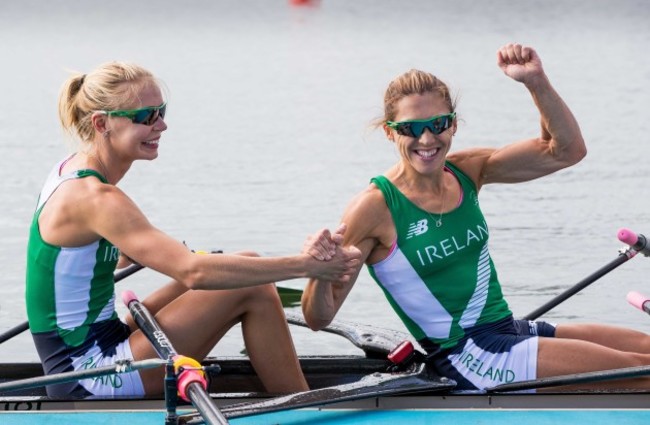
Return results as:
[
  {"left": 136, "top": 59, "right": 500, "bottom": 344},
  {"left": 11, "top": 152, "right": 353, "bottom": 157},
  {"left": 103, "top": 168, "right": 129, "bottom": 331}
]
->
[
  {"left": 522, "top": 253, "right": 631, "bottom": 321},
  {"left": 187, "top": 383, "right": 228, "bottom": 424},
  {"left": 522, "top": 229, "right": 650, "bottom": 321},
  {"left": 114, "top": 262, "right": 145, "bottom": 281},
  {"left": 123, "top": 291, "right": 229, "bottom": 425},
  {"left": 489, "top": 364, "right": 650, "bottom": 392},
  {"left": 0, "top": 322, "right": 29, "bottom": 344},
  {"left": 126, "top": 294, "right": 174, "bottom": 360},
  {"left": 0, "top": 358, "right": 165, "bottom": 393}
]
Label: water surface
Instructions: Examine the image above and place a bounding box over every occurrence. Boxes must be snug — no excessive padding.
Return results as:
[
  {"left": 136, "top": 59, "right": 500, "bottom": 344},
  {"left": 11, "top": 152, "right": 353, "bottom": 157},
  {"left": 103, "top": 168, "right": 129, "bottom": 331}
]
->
[{"left": 0, "top": 0, "right": 649, "bottom": 360}]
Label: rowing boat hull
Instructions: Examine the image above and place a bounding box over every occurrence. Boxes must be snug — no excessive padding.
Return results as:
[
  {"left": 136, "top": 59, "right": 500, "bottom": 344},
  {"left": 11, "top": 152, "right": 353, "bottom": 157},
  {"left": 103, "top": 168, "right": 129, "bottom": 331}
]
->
[
  {"left": 4, "top": 408, "right": 650, "bottom": 425},
  {"left": 4, "top": 390, "right": 650, "bottom": 411},
  {"left": 3, "top": 356, "right": 650, "bottom": 413}
]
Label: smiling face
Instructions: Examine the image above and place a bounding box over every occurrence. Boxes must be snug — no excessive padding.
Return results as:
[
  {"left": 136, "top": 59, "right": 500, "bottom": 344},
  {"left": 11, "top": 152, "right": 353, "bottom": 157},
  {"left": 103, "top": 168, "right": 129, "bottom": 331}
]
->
[
  {"left": 386, "top": 92, "right": 456, "bottom": 176},
  {"left": 98, "top": 82, "right": 168, "bottom": 162}
]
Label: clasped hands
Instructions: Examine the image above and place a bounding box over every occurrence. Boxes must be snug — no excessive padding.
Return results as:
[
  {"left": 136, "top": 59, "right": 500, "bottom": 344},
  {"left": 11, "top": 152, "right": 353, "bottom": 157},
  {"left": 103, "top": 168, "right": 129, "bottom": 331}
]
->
[{"left": 303, "top": 223, "right": 362, "bottom": 283}]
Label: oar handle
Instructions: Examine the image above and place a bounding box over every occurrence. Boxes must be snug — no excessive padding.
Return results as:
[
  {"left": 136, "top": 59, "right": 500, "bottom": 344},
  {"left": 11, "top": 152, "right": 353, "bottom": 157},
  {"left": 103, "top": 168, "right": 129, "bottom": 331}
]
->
[
  {"left": 122, "top": 289, "right": 139, "bottom": 307},
  {"left": 618, "top": 228, "right": 650, "bottom": 256},
  {"left": 627, "top": 291, "right": 650, "bottom": 315}
]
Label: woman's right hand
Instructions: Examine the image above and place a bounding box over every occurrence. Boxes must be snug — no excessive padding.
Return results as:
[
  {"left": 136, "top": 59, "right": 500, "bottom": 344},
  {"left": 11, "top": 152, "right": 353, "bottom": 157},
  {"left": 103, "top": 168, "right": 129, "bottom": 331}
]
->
[
  {"left": 304, "top": 243, "right": 362, "bottom": 282},
  {"left": 302, "top": 223, "right": 360, "bottom": 282}
]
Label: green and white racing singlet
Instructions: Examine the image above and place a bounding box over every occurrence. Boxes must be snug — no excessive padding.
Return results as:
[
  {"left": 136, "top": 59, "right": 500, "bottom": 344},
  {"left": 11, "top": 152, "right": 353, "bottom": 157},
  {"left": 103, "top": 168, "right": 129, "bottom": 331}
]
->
[
  {"left": 26, "top": 161, "right": 119, "bottom": 343},
  {"left": 25, "top": 157, "right": 142, "bottom": 397},
  {"left": 368, "top": 162, "right": 512, "bottom": 350}
]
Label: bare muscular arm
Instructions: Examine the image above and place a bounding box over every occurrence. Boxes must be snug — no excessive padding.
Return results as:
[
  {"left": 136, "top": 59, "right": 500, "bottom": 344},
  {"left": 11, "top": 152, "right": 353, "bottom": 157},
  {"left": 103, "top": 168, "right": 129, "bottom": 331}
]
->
[
  {"left": 448, "top": 44, "right": 586, "bottom": 189},
  {"left": 40, "top": 177, "right": 361, "bottom": 290},
  {"left": 301, "top": 186, "right": 392, "bottom": 330}
]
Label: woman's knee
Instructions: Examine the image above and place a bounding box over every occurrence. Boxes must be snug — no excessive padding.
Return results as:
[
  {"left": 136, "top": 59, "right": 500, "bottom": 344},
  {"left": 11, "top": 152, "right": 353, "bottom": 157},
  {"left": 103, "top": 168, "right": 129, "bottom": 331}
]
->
[{"left": 238, "top": 282, "right": 281, "bottom": 309}]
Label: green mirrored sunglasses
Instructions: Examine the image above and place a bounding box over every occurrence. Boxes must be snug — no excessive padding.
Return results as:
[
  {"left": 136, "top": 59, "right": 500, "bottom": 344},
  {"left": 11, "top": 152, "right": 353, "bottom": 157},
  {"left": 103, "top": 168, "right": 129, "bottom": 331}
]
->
[
  {"left": 102, "top": 102, "right": 167, "bottom": 126},
  {"left": 386, "top": 112, "right": 456, "bottom": 138}
]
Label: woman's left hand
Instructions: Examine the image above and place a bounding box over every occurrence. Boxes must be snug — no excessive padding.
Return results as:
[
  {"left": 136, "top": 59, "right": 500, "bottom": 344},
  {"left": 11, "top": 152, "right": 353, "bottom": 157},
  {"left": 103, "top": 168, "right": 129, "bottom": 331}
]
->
[{"left": 302, "top": 224, "right": 347, "bottom": 261}]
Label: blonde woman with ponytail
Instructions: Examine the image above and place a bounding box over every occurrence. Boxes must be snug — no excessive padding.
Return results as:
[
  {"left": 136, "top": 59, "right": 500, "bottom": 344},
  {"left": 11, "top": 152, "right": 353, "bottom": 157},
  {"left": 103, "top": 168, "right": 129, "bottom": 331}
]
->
[{"left": 26, "top": 62, "right": 361, "bottom": 397}]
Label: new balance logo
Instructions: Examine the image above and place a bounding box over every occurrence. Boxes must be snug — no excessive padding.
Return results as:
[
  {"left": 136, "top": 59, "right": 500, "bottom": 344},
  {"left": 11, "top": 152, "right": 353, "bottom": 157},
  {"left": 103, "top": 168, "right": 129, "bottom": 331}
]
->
[{"left": 406, "top": 219, "right": 429, "bottom": 239}]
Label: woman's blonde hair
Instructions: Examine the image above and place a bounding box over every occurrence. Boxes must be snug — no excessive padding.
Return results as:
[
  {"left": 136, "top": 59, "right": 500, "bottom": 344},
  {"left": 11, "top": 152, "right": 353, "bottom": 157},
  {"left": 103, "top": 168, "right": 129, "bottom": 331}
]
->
[{"left": 57, "top": 62, "right": 161, "bottom": 145}]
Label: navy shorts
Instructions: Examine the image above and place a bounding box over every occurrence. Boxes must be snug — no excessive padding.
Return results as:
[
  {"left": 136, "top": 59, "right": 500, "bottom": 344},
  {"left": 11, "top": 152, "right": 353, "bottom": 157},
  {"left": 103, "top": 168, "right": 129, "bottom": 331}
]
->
[{"left": 421, "top": 316, "right": 556, "bottom": 391}]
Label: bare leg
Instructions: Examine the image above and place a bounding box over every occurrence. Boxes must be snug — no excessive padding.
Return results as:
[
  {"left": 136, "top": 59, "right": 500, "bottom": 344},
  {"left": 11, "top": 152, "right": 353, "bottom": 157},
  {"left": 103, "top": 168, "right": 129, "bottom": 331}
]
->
[
  {"left": 239, "top": 283, "right": 308, "bottom": 393},
  {"left": 537, "top": 336, "right": 650, "bottom": 389},
  {"left": 127, "top": 252, "right": 308, "bottom": 394},
  {"left": 124, "top": 250, "right": 259, "bottom": 330},
  {"left": 556, "top": 323, "right": 650, "bottom": 353}
]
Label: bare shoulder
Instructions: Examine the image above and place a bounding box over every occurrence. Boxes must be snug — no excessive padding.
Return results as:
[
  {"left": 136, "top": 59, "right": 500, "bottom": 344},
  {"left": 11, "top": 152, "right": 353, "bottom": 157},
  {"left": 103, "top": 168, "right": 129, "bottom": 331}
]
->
[
  {"left": 60, "top": 177, "right": 149, "bottom": 236},
  {"left": 39, "top": 176, "right": 144, "bottom": 247},
  {"left": 341, "top": 183, "right": 394, "bottom": 248},
  {"left": 447, "top": 147, "right": 497, "bottom": 189},
  {"left": 346, "top": 183, "right": 386, "bottom": 209},
  {"left": 343, "top": 184, "right": 389, "bottom": 225},
  {"left": 60, "top": 177, "right": 134, "bottom": 213}
]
